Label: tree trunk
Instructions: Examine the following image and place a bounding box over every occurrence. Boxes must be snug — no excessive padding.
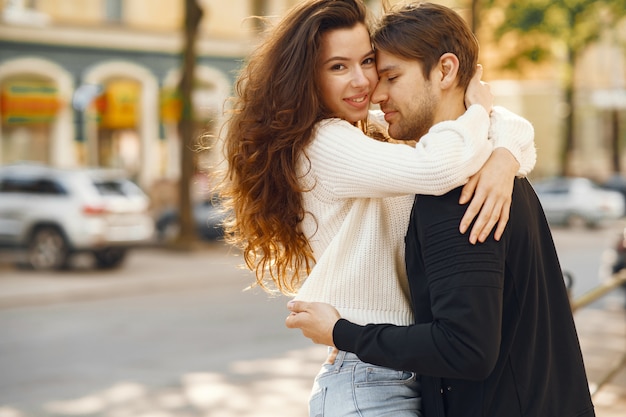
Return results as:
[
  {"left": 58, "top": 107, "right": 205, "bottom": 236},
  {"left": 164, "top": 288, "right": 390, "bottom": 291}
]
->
[
  {"left": 611, "top": 109, "right": 621, "bottom": 173},
  {"left": 560, "top": 84, "right": 575, "bottom": 177},
  {"left": 176, "top": 0, "right": 203, "bottom": 248},
  {"left": 470, "top": 0, "right": 481, "bottom": 34},
  {"left": 560, "top": 47, "right": 576, "bottom": 177}
]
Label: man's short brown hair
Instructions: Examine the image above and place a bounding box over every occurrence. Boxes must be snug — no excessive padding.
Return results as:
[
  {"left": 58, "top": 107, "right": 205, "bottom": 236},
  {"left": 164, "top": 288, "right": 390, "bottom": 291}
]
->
[{"left": 373, "top": 2, "right": 479, "bottom": 89}]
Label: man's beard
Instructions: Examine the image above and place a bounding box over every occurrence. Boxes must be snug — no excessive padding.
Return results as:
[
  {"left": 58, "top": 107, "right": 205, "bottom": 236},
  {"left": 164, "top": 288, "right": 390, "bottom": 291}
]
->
[{"left": 388, "top": 92, "right": 437, "bottom": 142}]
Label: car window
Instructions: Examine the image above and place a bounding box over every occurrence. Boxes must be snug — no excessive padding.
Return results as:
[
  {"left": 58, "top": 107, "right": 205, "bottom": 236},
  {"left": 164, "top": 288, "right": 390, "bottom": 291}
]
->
[
  {"left": 93, "top": 180, "right": 126, "bottom": 196},
  {"left": 35, "top": 179, "right": 67, "bottom": 195},
  {"left": 92, "top": 179, "right": 144, "bottom": 197},
  {"left": 0, "top": 178, "right": 26, "bottom": 193},
  {"left": 546, "top": 185, "right": 569, "bottom": 195},
  {"left": 0, "top": 177, "right": 67, "bottom": 195},
  {"left": 536, "top": 182, "right": 569, "bottom": 195}
]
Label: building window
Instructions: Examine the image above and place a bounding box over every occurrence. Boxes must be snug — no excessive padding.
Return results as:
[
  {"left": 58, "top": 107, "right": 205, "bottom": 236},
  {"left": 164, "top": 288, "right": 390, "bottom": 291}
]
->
[
  {"left": 251, "top": 0, "right": 268, "bottom": 16},
  {"left": 105, "top": 0, "right": 122, "bottom": 23},
  {"left": 251, "top": 0, "right": 268, "bottom": 31}
]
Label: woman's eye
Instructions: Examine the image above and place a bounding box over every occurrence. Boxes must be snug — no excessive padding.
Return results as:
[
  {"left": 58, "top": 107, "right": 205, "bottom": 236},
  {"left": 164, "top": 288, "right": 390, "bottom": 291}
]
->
[
  {"left": 331, "top": 64, "right": 346, "bottom": 71},
  {"left": 363, "top": 57, "right": 375, "bottom": 65}
]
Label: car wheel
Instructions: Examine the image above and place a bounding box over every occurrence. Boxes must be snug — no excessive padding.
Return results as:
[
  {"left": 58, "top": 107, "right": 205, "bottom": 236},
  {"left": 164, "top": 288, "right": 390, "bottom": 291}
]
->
[
  {"left": 27, "top": 226, "right": 69, "bottom": 270},
  {"left": 93, "top": 248, "right": 127, "bottom": 269},
  {"left": 160, "top": 220, "right": 181, "bottom": 243},
  {"left": 566, "top": 213, "right": 587, "bottom": 229}
]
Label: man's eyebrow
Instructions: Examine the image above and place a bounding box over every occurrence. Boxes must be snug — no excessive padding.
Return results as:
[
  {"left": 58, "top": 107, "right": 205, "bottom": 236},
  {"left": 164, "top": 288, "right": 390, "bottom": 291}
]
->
[{"left": 377, "top": 64, "right": 399, "bottom": 75}]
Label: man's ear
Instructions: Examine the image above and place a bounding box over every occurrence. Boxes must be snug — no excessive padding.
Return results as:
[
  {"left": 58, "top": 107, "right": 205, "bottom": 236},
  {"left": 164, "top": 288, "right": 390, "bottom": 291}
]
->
[{"left": 437, "top": 53, "right": 460, "bottom": 90}]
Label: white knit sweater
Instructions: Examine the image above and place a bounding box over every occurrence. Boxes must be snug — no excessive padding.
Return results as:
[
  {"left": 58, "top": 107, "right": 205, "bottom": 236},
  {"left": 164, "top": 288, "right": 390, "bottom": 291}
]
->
[{"left": 293, "top": 105, "right": 536, "bottom": 326}]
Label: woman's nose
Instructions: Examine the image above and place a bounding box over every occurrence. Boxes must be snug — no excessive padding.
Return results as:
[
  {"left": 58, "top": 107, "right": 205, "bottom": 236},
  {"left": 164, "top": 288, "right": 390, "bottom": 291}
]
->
[{"left": 351, "top": 67, "right": 369, "bottom": 88}]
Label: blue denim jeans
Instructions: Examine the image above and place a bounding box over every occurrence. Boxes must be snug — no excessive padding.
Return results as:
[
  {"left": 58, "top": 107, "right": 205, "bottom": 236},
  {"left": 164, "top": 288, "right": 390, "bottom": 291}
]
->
[{"left": 308, "top": 350, "right": 422, "bottom": 417}]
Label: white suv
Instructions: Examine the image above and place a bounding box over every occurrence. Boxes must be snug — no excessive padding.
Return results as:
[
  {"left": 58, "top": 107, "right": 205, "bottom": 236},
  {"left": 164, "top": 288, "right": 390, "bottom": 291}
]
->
[{"left": 0, "top": 163, "right": 155, "bottom": 270}]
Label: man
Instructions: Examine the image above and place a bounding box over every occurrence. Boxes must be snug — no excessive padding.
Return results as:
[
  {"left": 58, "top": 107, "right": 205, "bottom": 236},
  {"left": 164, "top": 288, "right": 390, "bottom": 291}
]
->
[{"left": 285, "top": 3, "right": 595, "bottom": 417}]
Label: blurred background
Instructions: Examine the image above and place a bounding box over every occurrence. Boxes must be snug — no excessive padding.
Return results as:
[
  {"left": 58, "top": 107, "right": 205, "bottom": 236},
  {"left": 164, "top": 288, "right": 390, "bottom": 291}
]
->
[{"left": 0, "top": 0, "right": 625, "bottom": 416}]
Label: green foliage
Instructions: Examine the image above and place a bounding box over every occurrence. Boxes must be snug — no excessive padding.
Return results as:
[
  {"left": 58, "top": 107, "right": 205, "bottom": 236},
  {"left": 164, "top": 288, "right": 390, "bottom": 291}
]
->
[
  {"left": 485, "top": 0, "right": 626, "bottom": 70},
  {"left": 500, "top": 46, "right": 551, "bottom": 70},
  {"left": 483, "top": 0, "right": 626, "bottom": 175}
]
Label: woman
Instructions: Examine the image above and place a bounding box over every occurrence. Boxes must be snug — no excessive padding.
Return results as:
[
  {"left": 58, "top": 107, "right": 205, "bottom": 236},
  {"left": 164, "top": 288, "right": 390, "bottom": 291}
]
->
[{"left": 217, "top": 0, "right": 535, "bottom": 415}]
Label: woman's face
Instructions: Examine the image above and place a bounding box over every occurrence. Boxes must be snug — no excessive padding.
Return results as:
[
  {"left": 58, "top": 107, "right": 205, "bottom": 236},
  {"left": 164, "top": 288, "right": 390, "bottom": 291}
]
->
[{"left": 317, "top": 23, "right": 378, "bottom": 123}]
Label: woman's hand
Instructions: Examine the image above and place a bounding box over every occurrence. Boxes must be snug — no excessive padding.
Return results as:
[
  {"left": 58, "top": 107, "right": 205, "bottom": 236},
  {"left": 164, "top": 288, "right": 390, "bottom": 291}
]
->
[
  {"left": 465, "top": 65, "right": 493, "bottom": 115},
  {"left": 459, "top": 148, "right": 520, "bottom": 244}
]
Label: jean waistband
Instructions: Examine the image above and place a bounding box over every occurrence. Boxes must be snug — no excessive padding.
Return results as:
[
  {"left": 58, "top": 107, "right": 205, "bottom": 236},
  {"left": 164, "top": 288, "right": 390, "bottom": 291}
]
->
[{"left": 326, "top": 347, "right": 360, "bottom": 368}]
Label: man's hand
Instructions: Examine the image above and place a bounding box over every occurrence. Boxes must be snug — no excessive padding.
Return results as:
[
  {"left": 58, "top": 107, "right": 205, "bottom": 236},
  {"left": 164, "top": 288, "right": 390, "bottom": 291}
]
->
[
  {"left": 285, "top": 300, "right": 340, "bottom": 347},
  {"left": 458, "top": 148, "right": 519, "bottom": 244}
]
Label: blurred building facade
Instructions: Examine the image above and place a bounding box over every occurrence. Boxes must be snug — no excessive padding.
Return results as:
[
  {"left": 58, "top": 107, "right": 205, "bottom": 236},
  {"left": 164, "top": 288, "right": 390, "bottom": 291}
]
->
[
  {"left": 474, "top": 3, "right": 626, "bottom": 181},
  {"left": 0, "top": 0, "right": 301, "bottom": 207},
  {"left": 1, "top": 0, "right": 625, "bottom": 203}
]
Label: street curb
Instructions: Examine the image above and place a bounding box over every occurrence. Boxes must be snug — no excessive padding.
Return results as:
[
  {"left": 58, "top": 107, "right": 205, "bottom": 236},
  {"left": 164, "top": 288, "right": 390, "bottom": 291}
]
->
[
  {"left": 0, "top": 243, "right": 242, "bottom": 309},
  {"left": 0, "top": 274, "right": 215, "bottom": 309}
]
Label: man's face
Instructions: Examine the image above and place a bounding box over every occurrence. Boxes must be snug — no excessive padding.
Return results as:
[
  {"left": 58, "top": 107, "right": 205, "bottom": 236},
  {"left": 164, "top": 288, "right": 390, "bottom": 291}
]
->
[{"left": 372, "top": 49, "right": 439, "bottom": 141}]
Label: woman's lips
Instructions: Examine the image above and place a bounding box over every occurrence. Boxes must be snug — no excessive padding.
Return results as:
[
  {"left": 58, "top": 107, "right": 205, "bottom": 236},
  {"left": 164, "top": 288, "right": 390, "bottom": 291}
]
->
[{"left": 345, "top": 94, "right": 369, "bottom": 108}]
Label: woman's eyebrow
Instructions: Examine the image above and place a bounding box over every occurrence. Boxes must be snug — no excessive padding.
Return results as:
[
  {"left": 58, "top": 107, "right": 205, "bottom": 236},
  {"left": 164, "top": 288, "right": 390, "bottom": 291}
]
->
[
  {"left": 321, "top": 56, "right": 349, "bottom": 65},
  {"left": 321, "top": 49, "right": 375, "bottom": 66}
]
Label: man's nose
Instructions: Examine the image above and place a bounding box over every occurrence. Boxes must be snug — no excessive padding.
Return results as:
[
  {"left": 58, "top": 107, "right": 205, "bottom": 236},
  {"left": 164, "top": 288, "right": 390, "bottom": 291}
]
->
[{"left": 371, "top": 81, "right": 386, "bottom": 105}]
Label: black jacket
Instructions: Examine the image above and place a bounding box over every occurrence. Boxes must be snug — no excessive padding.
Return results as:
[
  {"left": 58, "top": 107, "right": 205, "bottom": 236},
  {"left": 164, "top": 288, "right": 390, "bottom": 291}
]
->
[{"left": 334, "top": 178, "right": 595, "bottom": 417}]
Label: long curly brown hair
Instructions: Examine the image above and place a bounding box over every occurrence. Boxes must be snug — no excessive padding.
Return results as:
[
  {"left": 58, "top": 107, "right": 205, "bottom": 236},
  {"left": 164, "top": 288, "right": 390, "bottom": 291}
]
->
[{"left": 217, "top": 0, "right": 371, "bottom": 295}]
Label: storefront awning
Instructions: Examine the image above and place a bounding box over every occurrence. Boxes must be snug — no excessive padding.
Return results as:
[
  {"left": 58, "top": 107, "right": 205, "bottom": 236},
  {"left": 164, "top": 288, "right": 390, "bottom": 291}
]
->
[
  {"left": 96, "top": 80, "right": 140, "bottom": 129},
  {"left": 0, "top": 81, "right": 62, "bottom": 124}
]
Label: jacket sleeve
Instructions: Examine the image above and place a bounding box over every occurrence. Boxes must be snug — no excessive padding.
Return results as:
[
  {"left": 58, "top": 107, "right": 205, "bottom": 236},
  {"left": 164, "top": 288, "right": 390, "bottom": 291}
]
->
[
  {"left": 333, "top": 191, "right": 507, "bottom": 379},
  {"left": 305, "top": 104, "right": 491, "bottom": 198},
  {"left": 489, "top": 106, "right": 536, "bottom": 177}
]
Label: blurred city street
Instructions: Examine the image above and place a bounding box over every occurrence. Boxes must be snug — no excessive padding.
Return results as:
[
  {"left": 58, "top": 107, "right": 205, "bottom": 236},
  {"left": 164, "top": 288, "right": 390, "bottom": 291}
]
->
[
  {"left": 2, "top": 1, "right": 626, "bottom": 416},
  {"left": 0, "top": 226, "right": 625, "bottom": 417}
]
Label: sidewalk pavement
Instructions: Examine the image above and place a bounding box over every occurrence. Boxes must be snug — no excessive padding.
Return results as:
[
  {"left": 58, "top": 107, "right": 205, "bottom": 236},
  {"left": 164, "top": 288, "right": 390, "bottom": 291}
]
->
[
  {"left": 574, "top": 306, "right": 626, "bottom": 417},
  {"left": 1, "top": 256, "right": 626, "bottom": 416}
]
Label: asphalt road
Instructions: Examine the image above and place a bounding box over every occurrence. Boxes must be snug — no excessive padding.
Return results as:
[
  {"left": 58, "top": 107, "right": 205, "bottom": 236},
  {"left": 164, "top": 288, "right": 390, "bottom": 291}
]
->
[
  {"left": 0, "top": 223, "right": 625, "bottom": 417},
  {"left": 551, "top": 221, "right": 626, "bottom": 307},
  {"left": 0, "top": 243, "right": 325, "bottom": 417}
]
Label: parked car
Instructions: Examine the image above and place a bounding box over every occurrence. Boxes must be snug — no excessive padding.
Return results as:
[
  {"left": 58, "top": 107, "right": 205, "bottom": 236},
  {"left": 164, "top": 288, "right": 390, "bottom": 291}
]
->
[
  {"left": 601, "top": 174, "right": 626, "bottom": 215},
  {"left": 608, "top": 228, "right": 626, "bottom": 274},
  {"left": 604, "top": 226, "right": 626, "bottom": 307},
  {"left": 0, "top": 163, "right": 154, "bottom": 270},
  {"left": 533, "top": 176, "right": 625, "bottom": 228},
  {"left": 155, "top": 196, "right": 226, "bottom": 242}
]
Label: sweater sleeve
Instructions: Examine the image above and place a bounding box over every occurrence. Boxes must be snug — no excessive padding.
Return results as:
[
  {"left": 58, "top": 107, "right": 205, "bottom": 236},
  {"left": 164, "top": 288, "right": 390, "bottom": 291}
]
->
[
  {"left": 489, "top": 106, "right": 536, "bottom": 177},
  {"left": 305, "top": 104, "right": 491, "bottom": 198}
]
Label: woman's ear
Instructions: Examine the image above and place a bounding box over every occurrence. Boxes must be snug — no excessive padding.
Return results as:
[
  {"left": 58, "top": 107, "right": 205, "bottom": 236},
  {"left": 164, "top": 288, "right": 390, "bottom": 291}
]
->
[{"left": 438, "top": 53, "right": 460, "bottom": 89}]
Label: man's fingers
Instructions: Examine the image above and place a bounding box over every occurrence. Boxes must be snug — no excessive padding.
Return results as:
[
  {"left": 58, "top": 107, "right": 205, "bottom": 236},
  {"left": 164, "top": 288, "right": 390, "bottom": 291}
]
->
[
  {"left": 286, "top": 300, "right": 306, "bottom": 329},
  {"left": 285, "top": 311, "right": 304, "bottom": 329},
  {"left": 287, "top": 300, "right": 307, "bottom": 313},
  {"left": 285, "top": 313, "right": 295, "bottom": 328}
]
